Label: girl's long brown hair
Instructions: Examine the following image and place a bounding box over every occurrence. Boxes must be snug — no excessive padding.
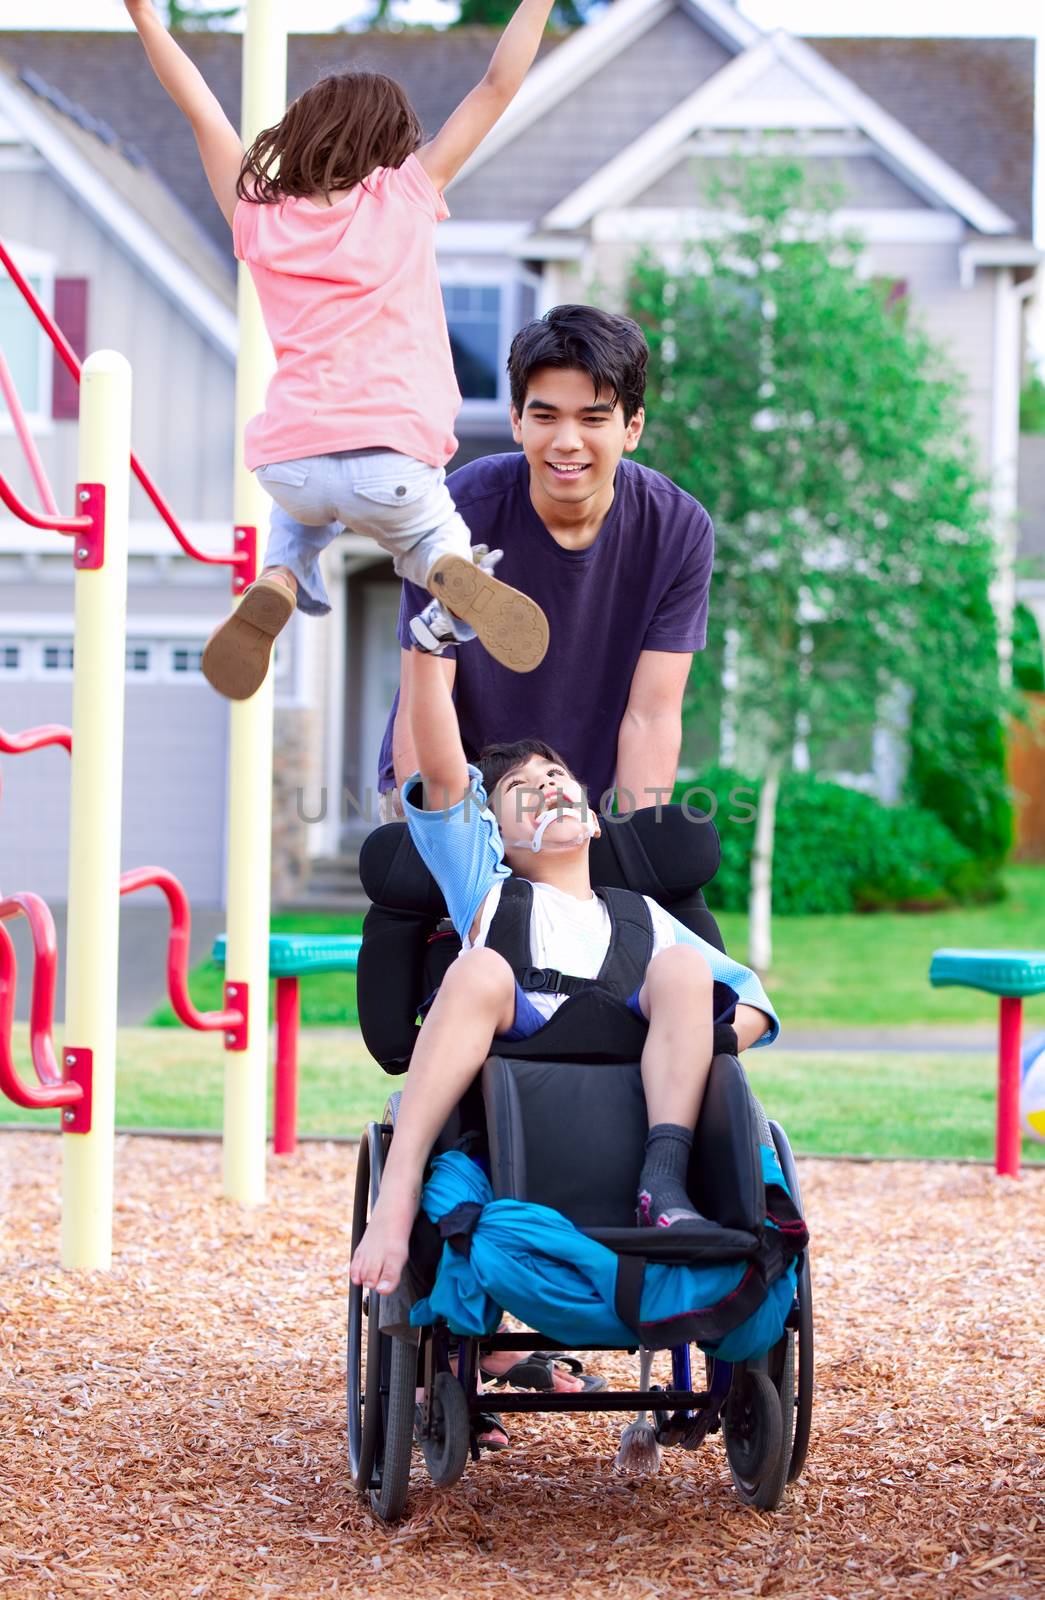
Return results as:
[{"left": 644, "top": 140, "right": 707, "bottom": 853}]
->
[{"left": 237, "top": 71, "right": 423, "bottom": 204}]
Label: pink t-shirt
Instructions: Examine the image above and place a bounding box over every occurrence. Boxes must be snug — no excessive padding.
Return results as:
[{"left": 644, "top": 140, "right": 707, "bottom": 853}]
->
[{"left": 233, "top": 154, "right": 461, "bottom": 471}]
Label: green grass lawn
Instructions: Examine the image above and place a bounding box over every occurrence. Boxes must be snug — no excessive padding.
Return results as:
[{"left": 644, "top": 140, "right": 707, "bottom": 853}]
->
[
  {"left": 148, "top": 866, "right": 1045, "bottom": 1034},
  {"left": 4, "top": 1025, "right": 1043, "bottom": 1164}
]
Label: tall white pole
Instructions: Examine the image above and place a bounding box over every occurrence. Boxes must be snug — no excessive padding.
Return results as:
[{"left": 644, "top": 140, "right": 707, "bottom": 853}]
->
[
  {"left": 61, "top": 351, "right": 132, "bottom": 1270},
  {"left": 223, "top": 0, "right": 287, "bottom": 1204}
]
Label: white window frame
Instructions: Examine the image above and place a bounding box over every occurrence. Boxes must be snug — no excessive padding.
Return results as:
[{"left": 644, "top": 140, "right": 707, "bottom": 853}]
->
[
  {"left": 0, "top": 242, "right": 55, "bottom": 436},
  {"left": 163, "top": 641, "right": 206, "bottom": 682},
  {"left": 0, "top": 638, "right": 29, "bottom": 678},
  {"left": 36, "top": 638, "right": 75, "bottom": 679},
  {"left": 439, "top": 263, "right": 541, "bottom": 423},
  {"left": 124, "top": 641, "right": 158, "bottom": 683}
]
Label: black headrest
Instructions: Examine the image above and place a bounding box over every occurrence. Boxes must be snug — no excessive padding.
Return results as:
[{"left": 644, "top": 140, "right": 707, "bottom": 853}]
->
[{"left": 358, "top": 804, "right": 721, "bottom": 917}]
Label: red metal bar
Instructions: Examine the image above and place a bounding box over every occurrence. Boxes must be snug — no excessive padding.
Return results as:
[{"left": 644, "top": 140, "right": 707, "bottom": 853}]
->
[
  {"left": 0, "top": 725, "right": 72, "bottom": 756},
  {"left": 997, "top": 995, "right": 1023, "bottom": 1178},
  {"left": 0, "top": 347, "right": 59, "bottom": 514},
  {"left": 0, "top": 470, "right": 92, "bottom": 535},
  {"left": 0, "top": 235, "right": 252, "bottom": 581},
  {"left": 273, "top": 975, "right": 300, "bottom": 1155},
  {"left": 118, "top": 866, "right": 246, "bottom": 1039},
  {"left": 0, "top": 894, "right": 82, "bottom": 1112}
]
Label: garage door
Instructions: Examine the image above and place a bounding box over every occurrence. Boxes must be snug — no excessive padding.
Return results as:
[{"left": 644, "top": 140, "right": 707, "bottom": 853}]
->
[{"left": 0, "top": 635, "right": 227, "bottom": 907}]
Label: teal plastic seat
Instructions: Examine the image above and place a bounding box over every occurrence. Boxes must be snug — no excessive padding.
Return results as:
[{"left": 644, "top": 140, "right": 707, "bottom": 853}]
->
[
  {"left": 929, "top": 948, "right": 1045, "bottom": 999},
  {"left": 211, "top": 933, "right": 361, "bottom": 977}
]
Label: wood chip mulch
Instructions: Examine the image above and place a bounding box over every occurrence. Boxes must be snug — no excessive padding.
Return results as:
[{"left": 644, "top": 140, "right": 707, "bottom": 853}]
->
[{"left": 1, "top": 1134, "right": 1042, "bottom": 1600}]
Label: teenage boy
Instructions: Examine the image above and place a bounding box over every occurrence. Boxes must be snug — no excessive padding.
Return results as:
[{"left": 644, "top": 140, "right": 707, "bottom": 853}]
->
[{"left": 378, "top": 303, "right": 713, "bottom": 817}]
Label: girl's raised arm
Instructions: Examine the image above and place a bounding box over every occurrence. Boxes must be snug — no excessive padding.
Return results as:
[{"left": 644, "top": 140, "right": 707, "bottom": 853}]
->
[
  {"left": 417, "top": 0, "right": 556, "bottom": 193},
  {"left": 124, "top": 0, "right": 243, "bottom": 226}
]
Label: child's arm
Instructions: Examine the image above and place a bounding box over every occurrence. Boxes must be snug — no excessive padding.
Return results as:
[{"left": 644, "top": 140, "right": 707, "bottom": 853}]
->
[
  {"left": 403, "top": 648, "right": 471, "bottom": 811},
  {"left": 124, "top": 1, "right": 243, "bottom": 226},
  {"left": 734, "top": 1005, "right": 773, "bottom": 1052},
  {"left": 417, "top": 0, "right": 556, "bottom": 192}
]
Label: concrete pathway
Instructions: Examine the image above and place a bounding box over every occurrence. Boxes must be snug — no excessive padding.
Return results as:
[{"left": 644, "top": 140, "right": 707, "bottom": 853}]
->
[
  {"left": 773, "top": 1024, "right": 1000, "bottom": 1053},
  {"left": 6, "top": 902, "right": 226, "bottom": 1026}
]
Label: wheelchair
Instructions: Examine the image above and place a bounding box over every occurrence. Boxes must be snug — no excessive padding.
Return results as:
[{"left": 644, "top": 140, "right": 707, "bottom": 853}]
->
[{"left": 348, "top": 805, "right": 813, "bottom": 1523}]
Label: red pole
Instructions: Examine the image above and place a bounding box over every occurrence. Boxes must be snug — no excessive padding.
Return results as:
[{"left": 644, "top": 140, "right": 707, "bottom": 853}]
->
[
  {"left": 274, "top": 976, "right": 300, "bottom": 1156},
  {"left": 997, "top": 994, "right": 1023, "bottom": 1178}
]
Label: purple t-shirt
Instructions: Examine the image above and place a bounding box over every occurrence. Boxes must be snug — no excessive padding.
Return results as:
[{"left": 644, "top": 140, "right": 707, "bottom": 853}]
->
[{"left": 377, "top": 451, "right": 713, "bottom": 803}]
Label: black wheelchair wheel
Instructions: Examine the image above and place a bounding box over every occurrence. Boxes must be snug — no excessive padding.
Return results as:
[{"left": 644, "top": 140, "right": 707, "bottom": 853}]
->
[
  {"left": 722, "top": 1368, "right": 786, "bottom": 1509},
  {"left": 769, "top": 1119, "right": 814, "bottom": 1482},
  {"left": 417, "top": 1369, "right": 471, "bottom": 1488},
  {"left": 346, "top": 1121, "right": 417, "bottom": 1523}
]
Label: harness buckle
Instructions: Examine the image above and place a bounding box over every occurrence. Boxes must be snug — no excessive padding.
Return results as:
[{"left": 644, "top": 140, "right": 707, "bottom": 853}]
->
[{"left": 521, "top": 966, "right": 562, "bottom": 992}]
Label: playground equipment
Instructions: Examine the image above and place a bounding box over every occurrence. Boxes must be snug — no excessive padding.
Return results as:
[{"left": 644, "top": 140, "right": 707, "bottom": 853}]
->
[
  {"left": 929, "top": 947, "right": 1045, "bottom": 1176},
  {"left": 212, "top": 933, "right": 361, "bottom": 1154},
  {"left": 0, "top": 0, "right": 289, "bottom": 1266},
  {"left": 1020, "top": 1029, "right": 1045, "bottom": 1141}
]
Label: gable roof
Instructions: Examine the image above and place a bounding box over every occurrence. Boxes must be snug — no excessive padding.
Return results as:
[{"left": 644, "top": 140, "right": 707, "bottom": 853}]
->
[
  {"left": 811, "top": 38, "right": 1036, "bottom": 239},
  {"left": 0, "top": 62, "right": 237, "bottom": 355},
  {"left": 0, "top": 18, "right": 1034, "bottom": 254},
  {"left": 544, "top": 29, "right": 1019, "bottom": 235}
]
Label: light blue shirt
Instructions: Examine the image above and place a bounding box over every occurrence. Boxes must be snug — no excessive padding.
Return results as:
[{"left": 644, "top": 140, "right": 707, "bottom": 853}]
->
[{"left": 403, "top": 767, "right": 778, "bottom": 1045}]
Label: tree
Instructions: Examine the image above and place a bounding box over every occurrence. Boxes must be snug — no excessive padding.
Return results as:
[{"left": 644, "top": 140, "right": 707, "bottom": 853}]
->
[
  {"left": 165, "top": 0, "right": 240, "bottom": 29},
  {"left": 628, "top": 158, "right": 1010, "bottom": 970},
  {"left": 365, "top": 0, "right": 596, "bottom": 30}
]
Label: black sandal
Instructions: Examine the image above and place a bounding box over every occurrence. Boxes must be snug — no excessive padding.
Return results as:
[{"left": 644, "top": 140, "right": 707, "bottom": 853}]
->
[
  {"left": 474, "top": 1411, "right": 510, "bottom": 1451},
  {"left": 478, "top": 1351, "right": 607, "bottom": 1393}
]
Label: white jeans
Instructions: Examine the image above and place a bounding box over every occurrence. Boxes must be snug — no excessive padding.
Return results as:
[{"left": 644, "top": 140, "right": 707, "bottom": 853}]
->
[{"left": 258, "top": 447, "right": 471, "bottom": 616}]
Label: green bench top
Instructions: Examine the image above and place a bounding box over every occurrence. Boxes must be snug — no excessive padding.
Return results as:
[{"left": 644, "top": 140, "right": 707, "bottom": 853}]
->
[
  {"left": 929, "top": 948, "right": 1045, "bottom": 999},
  {"left": 211, "top": 933, "right": 361, "bottom": 977}
]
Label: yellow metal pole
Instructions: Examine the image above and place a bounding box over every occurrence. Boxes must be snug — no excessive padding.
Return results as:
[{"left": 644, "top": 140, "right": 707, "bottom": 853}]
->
[
  {"left": 61, "top": 350, "right": 132, "bottom": 1271},
  {"left": 223, "top": 0, "right": 287, "bottom": 1204}
]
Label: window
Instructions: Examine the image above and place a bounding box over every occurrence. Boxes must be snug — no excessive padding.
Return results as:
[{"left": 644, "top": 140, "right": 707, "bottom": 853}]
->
[
  {"left": 41, "top": 642, "right": 74, "bottom": 672},
  {"left": 125, "top": 644, "right": 152, "bottom": 674},
  {"left": 0, "top": 642, "right": 25, "bottom": 676},
  {"left": 0, "top": 248, "right": 54, "bottom": 429},
  {"left": 441, "top": 274, "right": 539, "bottom": 406},
  {"left": 443, "top": 284, "right": 502, "bottom": 400},
  {"left": 170, "top": 645, "right": 203, "bottom": 676}
]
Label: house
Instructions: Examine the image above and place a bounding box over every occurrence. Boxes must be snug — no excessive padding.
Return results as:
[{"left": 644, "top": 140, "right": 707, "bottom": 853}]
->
[{"left": 0, "top": 0, "right": 1038, "bottom": 907}]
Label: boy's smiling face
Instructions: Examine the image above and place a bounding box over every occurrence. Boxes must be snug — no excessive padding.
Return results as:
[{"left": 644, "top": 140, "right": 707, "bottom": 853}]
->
[
  {"left": 491, "top": 752, "right": 598, "bottom": 859},
  {"left": 510, "top": 366, "right": 644, "bottom": 521}
]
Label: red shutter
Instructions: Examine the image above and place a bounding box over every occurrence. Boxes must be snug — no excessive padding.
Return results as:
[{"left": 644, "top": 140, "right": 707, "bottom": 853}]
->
[{"left": 51, "top": 278, "right": 88, "bottom": 421}]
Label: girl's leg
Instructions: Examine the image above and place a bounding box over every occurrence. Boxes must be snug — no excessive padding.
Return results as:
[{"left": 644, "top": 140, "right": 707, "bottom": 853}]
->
[
  {"left": 350, "top": 948, "right": 517, "bottom": 1296},
  {"left": 634, "top": 945, "right": 715, "bottom": 1227}
]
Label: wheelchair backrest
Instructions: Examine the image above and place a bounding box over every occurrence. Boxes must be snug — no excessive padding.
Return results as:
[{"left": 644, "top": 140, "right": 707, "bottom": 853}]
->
[{"left": 357, "top": 804, "right": 724, "bottom": 1073}]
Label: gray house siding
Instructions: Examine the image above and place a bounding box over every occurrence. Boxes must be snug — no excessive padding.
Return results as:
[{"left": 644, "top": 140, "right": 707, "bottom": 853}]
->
[
  {"left": 634, "top": 151, "right": 929, "bottom": 210},
  {"left": 449, "top": 11, "right": 731, "bottom": 221},
  {"left": 0, "top": 167, "right": 235, "bottom": 525}
]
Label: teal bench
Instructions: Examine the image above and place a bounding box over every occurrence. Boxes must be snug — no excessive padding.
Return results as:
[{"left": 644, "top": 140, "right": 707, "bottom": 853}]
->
[
  {"left": 929, "top": 948, "right": 1045, "bottom": 1176},
  {"left": 212, "top": 933, "right": 361, "bottom": 1154}
]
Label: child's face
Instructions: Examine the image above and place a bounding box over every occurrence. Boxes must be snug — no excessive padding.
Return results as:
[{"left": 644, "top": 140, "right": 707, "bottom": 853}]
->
[
  {"left": 491, "top": 755, "right": 597, "bottom": 855},
  {"left": 510, "top": 366, "right": 644, "bottom": 512}
]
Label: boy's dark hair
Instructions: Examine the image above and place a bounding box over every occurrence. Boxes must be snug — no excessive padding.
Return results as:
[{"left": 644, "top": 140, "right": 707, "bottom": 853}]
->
[
  {"left": 238, "top": 72, "right": 423, "bottom": 204},
  {"left": 507, "top": 305, "right": 649, "bottom": 424},
  {"left": 478, "top": 739, "right": 575, "bottom": 797}
]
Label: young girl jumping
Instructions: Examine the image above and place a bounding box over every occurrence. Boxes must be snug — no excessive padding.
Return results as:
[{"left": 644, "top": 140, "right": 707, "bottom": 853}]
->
[{"left": 125, "top": 0, "right": 552, "bottom": 699}]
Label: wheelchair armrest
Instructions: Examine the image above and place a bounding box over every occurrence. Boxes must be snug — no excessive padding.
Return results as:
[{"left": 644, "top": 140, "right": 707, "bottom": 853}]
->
[{"left": 691, "top": 1055, "right": 766, "bottom": 1233}]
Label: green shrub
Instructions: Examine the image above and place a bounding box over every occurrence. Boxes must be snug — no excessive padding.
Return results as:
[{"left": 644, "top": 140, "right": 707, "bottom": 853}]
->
[{"left": 673, "top": 767, "right": 989, "bottom": 914}]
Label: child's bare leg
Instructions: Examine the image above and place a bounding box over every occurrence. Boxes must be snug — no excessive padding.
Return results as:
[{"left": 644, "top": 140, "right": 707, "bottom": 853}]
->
[
  {"left": 259, "top": 564, "right": 298, "bottom": 596},
  {"left": 350, "top": 948, "right": 516, "bottom": 1295},
  {"left": 634, "top": 945, "right": 715, "bottom": 1227}
]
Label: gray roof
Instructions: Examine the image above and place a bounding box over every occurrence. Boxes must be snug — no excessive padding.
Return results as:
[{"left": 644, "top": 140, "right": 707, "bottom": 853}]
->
[
  {"left": 0, "top": 23, "right": 1034, "bottom": 266},
  {"left": 811, "top": 37, "right": 1035, "bottom": 237}
]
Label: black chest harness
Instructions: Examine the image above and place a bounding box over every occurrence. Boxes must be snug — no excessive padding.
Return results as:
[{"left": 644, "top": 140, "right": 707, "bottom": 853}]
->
[{"left": 484, "top": 878, "right": 654, "bottom": 1003}]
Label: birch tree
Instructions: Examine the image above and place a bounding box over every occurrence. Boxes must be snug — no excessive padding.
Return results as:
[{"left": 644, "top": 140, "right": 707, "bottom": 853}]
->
[{"left": 629, "top": 159, "right": 1006, "bottom": 970}]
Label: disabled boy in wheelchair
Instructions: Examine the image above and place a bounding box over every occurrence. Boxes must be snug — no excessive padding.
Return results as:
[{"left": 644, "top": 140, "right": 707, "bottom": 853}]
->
[{"left": 350, "top": 646, "right": 778, "bottom": 1298}]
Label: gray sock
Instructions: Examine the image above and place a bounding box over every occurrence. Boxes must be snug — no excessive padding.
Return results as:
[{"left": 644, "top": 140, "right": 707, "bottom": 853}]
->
[{"left": 637, "top": 1123, "right": 704, "bottom": 1227}]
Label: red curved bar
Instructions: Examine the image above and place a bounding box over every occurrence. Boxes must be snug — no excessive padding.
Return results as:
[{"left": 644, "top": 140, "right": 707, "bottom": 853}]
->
[
  {"left": 0, "top": 894, "right": 81, "bottom": 1110},
  {"left": 0, "top": 472, "right": 92, "bottom": 535},
  {"left": 0, "top": 236, "right": 252, "bottom": 579},
  {"left": 0, "top": 725, "right": 72, "bottom": 756},
  {"left": 119, "top": 866, "right": 245, "bottom": 1035}
]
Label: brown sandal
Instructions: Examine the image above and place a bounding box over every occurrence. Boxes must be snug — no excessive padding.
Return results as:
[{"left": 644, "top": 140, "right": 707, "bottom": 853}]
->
[
  {"left": 426, "top": 554, "right": 548, "bottom": 674},
  {"left": 201, "top": 576, "right": 296, "bottom": 701}
]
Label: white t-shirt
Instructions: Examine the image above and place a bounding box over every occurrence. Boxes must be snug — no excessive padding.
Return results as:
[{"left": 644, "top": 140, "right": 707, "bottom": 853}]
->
[{"left": 466, "top": 880, "right": 682, "bottom": 1021}]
